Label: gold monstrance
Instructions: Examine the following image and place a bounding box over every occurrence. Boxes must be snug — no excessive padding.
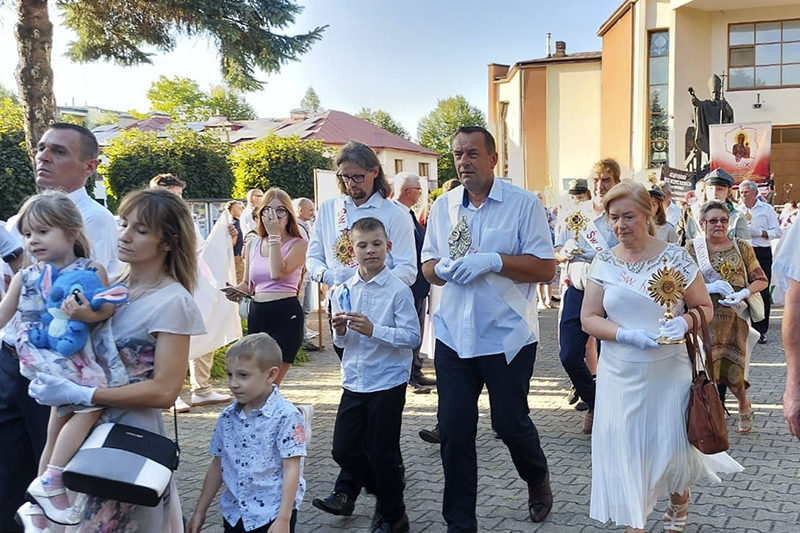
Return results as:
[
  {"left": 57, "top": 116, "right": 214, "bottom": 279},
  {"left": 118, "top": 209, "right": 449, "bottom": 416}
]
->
[
  {"left": 719, "top": 260, "right": 735, "bottom": 283},
  {"left": 648, "top": 257, "right": 688, "bottom": 345},
  {"left": 565, "top": 211, "right": 587, "bottom": 255}
]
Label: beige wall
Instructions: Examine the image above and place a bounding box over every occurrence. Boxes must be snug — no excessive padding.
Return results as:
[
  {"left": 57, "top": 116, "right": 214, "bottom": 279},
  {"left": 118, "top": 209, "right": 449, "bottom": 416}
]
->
[
  {"left": 601, "top": 4, "right": 635, "bottom": 169},
  {"left": 494, "top": 67, "right": 527, "bottom": 189},
  {"left": 547, "top": 62, "right": 603, "bottom": 194},
  {"left": 523, "top": 67, "right": 549, "bottom": 193},
  {"left": 375, "top": 149, "right": 439, "bottom": 189}
]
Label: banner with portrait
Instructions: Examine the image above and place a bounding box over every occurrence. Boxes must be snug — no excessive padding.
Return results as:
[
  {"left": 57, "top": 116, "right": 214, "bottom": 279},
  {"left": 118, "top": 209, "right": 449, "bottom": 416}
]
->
[{"left": 709, "top": 121, "right": 772, "bottom": 183}]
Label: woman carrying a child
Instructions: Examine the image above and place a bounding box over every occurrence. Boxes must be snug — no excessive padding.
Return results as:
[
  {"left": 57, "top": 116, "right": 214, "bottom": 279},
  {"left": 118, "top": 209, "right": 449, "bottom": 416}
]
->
[{"left": 27, "top": 188, "right": 205, "bottom": 532}]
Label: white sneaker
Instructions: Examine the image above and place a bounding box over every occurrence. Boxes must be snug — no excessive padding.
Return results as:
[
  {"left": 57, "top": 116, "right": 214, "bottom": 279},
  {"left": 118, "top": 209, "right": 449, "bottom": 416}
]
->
[
  {"left": 297, "top": 404, "right": 314, "bottom": 446},
  {"left": 191, "top": 390, "right": 232, "bottom": 407},
  {"left": 15, "top": 502, "right": 53, "bottom": 533},
  {"left": 304, "top": 328, "right": 319, "bottom": 340},
  {"left": 169, "top": 397, "right": 191, "bottom": 413}
]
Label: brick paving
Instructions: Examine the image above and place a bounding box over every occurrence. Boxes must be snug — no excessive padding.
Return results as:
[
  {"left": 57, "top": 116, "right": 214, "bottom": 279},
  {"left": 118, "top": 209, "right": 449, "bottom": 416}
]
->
[{"left": 172, "top": 307, "right": 800, "bottom": 532}]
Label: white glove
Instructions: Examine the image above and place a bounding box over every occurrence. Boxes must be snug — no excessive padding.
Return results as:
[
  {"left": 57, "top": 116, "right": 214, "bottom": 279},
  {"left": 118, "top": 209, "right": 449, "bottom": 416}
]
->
[
  {"left": 434, "top": 258, "right": 457, "bottom": 283},
  {"left": 705, "top": 279, "right": 734, "bottom": 297},
  {"left": 28, "top": 373, "right": 96, "bottom": 407},
  {"left": 615, "top": 328, "right": 659, "bottom": 350},
  {"left": 323, "top": 267, "right": 354, "bottom": 287},
  {"left": 658, "top": 316, "right": 689, "bottom": 341},
  {"left": 562, "top": 239, "right": 581, "bottom": 259},
  {"left": 720, "top": 288, "right": 750, "bottom": 307},
  {"left": 450, "top": 253, "right": 503, "bottom": 284},
  {"left": 748, "top": 226, "right": 763, "bottom": 238}
]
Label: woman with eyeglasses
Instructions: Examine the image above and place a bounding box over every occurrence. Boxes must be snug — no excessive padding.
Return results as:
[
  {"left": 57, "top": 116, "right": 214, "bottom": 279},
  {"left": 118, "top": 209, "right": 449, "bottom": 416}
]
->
[
  {"left": 685, "top": 200, "right": 768, "bottom": 434},
  {"left": 225, "top": 187, "right": 308, "bottom": 385}
]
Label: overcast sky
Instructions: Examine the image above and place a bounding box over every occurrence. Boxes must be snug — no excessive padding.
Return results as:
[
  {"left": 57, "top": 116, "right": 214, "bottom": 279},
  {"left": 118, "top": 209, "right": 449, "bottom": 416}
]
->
[{"left": 0, "top": 0, "right": 621, "bottom": 139}]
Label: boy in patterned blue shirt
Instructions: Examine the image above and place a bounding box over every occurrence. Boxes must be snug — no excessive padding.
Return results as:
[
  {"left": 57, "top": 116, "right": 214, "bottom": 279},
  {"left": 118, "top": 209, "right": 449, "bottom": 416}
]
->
[{"left": 187, "top": 333, "right": 307, "bottom": 533}]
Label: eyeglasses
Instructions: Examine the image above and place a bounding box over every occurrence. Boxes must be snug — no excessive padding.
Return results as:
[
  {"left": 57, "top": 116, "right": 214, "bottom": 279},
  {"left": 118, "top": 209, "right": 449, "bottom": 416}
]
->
[
  {"left": 262, "top": 207, "right": 289, "bottom": 219},
  {"left": 704, "top": 218, "right": 729, "bottom": 225},
  {"left": 407, "top": 187, "right": 423, "bottom": 192},
  {"left": 337, "top": 173, "right": 367, "bottom": 183}
]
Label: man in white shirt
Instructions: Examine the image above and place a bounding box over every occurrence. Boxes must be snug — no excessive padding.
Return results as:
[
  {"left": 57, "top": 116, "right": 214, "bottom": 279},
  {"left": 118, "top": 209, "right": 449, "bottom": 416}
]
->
[
  {"left": 737, "top": 179, "right": 782, "bottom": 343},
  {"left": 657, "top": 180, "right": 682, "bottom": 227},
  {"left": 35, "top": 123, "right": 121, "bottom": 278},
  {"left": 775, "top": 221, "right": 800, "bottom": 440},
  {"left": 240, "top": 188, "right": 264, "bottom": 235},
  {"left": 308, "top": 141, "right": 416, "bottom": 519},
  {"left": 422, "top": 127, "right": 556, "bottom": 530}
]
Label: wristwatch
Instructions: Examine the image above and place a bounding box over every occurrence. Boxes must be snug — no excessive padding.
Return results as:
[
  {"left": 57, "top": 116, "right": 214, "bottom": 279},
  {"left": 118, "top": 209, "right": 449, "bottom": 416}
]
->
[{"left": 2, "top": 246, "right": 23, "bottom": 264}]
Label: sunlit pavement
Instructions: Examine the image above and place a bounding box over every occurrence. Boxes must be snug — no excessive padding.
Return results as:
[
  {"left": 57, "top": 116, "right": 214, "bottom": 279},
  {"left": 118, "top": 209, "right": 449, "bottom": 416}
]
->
[{"left": 173, "top": 307, "right": 800, "bottom": 532}]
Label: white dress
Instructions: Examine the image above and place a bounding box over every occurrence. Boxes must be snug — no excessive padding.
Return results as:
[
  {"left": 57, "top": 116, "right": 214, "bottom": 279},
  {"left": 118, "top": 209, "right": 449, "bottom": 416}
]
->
[{"left": 587, "top": 244, "right": 743, "bottom": 529}]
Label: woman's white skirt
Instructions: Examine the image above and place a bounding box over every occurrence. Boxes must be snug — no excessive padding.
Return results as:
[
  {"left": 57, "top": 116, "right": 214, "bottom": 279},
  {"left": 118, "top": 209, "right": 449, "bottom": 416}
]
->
[{"left": 589, "top": 346, "right": 744, "bottom": 529}]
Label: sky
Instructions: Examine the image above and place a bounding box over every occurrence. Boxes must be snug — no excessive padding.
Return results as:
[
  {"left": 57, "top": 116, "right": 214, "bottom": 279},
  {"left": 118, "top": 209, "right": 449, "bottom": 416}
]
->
[{"left": 0, "top": 0, "right": 622, "bottom": 140}]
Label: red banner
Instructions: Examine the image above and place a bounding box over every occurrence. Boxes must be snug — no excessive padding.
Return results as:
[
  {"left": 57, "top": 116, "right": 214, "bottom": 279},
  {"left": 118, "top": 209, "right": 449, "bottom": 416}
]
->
[{"left": 709, "top": 121, "right": 772, "bottom": 183}]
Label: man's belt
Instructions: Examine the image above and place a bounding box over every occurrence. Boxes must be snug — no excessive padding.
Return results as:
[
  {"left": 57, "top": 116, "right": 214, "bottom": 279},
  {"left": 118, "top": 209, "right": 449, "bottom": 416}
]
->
[{"left": 2, "top": 340, "right": 18, "bottom": 359}]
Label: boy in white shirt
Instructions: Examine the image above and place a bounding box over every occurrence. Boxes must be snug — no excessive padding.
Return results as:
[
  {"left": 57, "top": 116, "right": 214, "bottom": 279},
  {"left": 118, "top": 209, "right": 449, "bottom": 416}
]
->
[
  {"left": 327, "top": 217, "right": 420, "bottom": 533},
  {"left": 187, "top": 333, "right": 307, "bottom": 533}
]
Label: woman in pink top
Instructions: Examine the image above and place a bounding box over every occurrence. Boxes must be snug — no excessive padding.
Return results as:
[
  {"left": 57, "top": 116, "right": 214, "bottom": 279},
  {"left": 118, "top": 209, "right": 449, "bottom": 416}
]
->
[{"left": 227, "top": 188, "right": 308, "bottom": 385}]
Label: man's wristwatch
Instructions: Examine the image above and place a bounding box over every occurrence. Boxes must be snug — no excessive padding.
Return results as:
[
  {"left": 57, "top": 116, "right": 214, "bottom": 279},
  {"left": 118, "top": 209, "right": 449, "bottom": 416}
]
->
[{"left": 2, "top": 246, "right": 23, "bottom": 264}]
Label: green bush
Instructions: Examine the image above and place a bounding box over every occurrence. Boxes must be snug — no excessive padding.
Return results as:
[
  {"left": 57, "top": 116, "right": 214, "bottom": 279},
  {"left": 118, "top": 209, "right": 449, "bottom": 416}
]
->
[
  {"left": 100, "top": 126, "right": 234, "bottom": 211},
  {"left": 230, "top": 134, "right": 331, "bottom": 199}
]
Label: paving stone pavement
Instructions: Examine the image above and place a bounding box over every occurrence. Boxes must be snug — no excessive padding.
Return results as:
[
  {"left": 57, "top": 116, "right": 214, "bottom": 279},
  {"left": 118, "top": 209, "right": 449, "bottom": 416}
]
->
[{"left": 171, "top": 307, "right": 800, "bottom": 532}]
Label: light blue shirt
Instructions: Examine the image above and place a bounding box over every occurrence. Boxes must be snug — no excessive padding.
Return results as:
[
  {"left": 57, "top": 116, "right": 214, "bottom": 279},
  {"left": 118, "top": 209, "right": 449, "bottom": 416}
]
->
[
  {"left": 209, "top": 386, "right": 306, "bottom": 531},
  {"left": 333, "top": 267, "right": 420, "bottom": 393},
  {"left": 421, "top": 178, "right": 555, "bottom": 359},
  {"left": 554, "top": 202, "right": 618, "bottom": 264},
  {"left": 306, "top": 192, "right": 417, "bottom": 286}
]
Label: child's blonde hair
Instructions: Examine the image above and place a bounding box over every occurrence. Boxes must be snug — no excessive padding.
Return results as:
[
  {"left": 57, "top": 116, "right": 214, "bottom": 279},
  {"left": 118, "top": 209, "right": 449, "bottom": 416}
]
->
[
  {"left": 226, "top": 333, "right": 282, "bottom": 371},
  {"left": 16, "top": 190, "right": 92, "bottom": 259}
]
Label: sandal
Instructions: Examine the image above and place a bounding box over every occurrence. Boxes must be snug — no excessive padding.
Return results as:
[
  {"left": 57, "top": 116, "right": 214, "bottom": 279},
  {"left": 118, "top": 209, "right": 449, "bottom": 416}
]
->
[
  {"left": 26, "top": 477, "right": 82, "bottom": 526},
  {"left": 738, "top": 410, "right": 755, "bottom": 433},
  {"left": 662, "top": 493, "right": 689, "bottom": 532},
  {"left": 15, "top": 502, "right": 53, "bottom": 533}
]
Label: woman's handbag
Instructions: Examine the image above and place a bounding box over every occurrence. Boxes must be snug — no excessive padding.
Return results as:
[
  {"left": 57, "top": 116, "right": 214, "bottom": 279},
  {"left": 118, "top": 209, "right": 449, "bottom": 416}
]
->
[
  {"left": 684, "top": 308, "right": 729, "bottom": 454},
  {"left": 62, "top": 410, "right": 180, "bottom": 507},
  {"left": 731, "top": 239, "right": 766, "bottom": 323}
]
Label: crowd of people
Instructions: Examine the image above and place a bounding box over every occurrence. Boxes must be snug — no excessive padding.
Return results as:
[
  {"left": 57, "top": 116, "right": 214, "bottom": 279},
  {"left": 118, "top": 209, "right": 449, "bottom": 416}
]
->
[{"left": 0, "top": 121, "right": 799, "bottom": 533}]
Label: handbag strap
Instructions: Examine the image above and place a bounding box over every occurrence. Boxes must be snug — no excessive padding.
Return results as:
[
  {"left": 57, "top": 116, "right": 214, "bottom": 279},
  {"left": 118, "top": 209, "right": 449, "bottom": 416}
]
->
[
  {"left": 685, "top": 307, "right": 714, "bottom": 382},
  {"left": 173, "top": 406, "right": 180, "bottom": 460}
]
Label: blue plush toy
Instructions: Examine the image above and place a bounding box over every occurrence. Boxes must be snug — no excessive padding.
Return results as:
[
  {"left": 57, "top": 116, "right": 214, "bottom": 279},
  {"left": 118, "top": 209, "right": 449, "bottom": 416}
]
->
[{"left": 28, "top": 263, "right": 129, "bottom": 357}]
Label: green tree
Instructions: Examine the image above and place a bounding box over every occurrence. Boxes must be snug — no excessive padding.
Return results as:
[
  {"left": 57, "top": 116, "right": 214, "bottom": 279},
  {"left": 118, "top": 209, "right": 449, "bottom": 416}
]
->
[
  {"left": 0, "top": 85, "right": 35, "bottom": 220},
  {"left": 100, "top": 126, "right": 234, "bottom": 211},
  {"left": 230, "top": 134, "right": 331, "bottom": 199},
  {"left": 417, "top": 95, "right": 487, "bottom": 185},
  {"left": 147, "top": 76, "right": 210, "bottom": 122},
  {"left": 11, "top": 0, "right": 326, "bottom": 157},
  {"left": 207, "top": 85, "right": 258, "bottom": 121},
  {"left": 356, "top": 107, "right": 409, "bottom": 139},
  {"left": 300, "top": 86, "right": 323, "bottom": 115}
]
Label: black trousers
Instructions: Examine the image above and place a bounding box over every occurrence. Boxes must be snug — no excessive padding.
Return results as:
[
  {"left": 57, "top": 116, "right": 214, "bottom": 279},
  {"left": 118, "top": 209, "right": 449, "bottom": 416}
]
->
[
  {"left": 248, "top": 297, "right": 304, "bottom": 364},
  {"left": 224, "top": 510, "right": 297, "bottom": 532},
  {"left": 0, "top": 347, "right": 50, "bottom": 532},
  {"left": 435, "top": 340, "right": 548, "bottom": 533},
  {"left": 331, "top": 383, "right": 407, "bottom": 523},
  {"left": 559, "top": 286, "right": 596, "bottom": 410},
  {"left": 752, "top": 245, "right": 773, "bottom": 335}
]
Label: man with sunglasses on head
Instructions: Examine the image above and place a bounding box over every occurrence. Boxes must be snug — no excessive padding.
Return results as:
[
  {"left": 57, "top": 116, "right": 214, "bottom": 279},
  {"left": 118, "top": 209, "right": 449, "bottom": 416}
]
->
[{"left": 306, "top": 141, "right": 416, "bottom": 529}]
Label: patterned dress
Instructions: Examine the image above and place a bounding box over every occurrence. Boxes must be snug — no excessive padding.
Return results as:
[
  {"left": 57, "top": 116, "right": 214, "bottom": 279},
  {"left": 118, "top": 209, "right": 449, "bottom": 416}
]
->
[{"left": 686, "top": 238, "right": 767, "bottom": 388}]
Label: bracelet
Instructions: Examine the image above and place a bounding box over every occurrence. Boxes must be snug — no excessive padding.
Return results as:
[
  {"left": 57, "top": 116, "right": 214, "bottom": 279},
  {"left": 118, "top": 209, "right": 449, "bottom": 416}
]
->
[{"left": 267, "top": 235, "right": 282, "bottom": 245}]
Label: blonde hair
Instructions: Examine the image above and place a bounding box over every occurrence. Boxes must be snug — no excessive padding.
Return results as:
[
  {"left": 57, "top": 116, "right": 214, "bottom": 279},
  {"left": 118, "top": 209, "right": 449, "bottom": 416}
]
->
[
  {"left": 602, "top": 181, "right": 656, "bottom": 237},
  {"left": 117, "top": 188, "right": 198, "bottom": 292},
  {"left": 17, "top": 190, "right": 92, "bottom": 259},
  {"left": 593, "top": 158, "right": 622, "bottom": 182},
  {"left": 226, "top": 332, "right": 282, "bottom": 371},
  {"left": 256, "top": 187, "right": 301, "bottom": 239}
]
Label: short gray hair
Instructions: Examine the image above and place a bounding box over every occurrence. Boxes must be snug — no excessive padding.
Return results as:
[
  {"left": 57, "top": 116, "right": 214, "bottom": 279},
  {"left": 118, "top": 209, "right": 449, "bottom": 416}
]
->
[
  {"left": 393, "top": 172, "right": 421, "bottom": 196},
  {"left": 739, "top": 180, "right": 758, "bottom": 193},
  {"left": 656, "top": 181, "right": 672, "bottom": 195}
]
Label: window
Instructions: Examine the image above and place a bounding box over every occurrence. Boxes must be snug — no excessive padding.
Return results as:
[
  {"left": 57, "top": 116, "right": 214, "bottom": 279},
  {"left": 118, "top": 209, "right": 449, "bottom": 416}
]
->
[
  {"left": 729, "top": 20, "right": 800, "bottom": 89},
  {"left": 418, "top": 162, "right": 429, "bottom": 177},
  {"left": 648, "top": 30, "right": 669, "bottom": 168},
  {"left": 394, "top": 159, "right": 404, "bottom": 173}
]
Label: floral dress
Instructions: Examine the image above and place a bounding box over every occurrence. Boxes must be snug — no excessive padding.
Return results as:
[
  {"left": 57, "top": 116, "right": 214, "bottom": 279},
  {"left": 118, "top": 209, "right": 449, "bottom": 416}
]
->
[
  {"left": 57, "top": 281, "right": 205, "bottom": 533},
  {"left": 686, "top": 238, "right": 767, "bottom": 388}
]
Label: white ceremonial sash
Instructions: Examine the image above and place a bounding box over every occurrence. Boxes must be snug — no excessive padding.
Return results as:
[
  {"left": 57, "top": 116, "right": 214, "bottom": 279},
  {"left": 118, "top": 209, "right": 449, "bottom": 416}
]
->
[
  {"left": 580, "top": 214, "right": 611, "bottom": 253},
  {"left": 693, "top": 237, "right": 723, "bottom": 283},
  {"left": 446, "top": 191, "right": 538, "bottom": 363},
  {"left": 590, "top": 259, "right": 654, "bottom": 302},
  {"left": 333, "top": 196, "right": 357, "bottom": 268},
  {"left": 335, "top": 196, "right": 349, "bottom": 235}
]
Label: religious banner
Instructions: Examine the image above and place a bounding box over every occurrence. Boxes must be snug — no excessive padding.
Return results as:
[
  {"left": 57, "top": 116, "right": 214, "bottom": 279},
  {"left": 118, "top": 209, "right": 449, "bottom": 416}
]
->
[
  {"left": 709, "top": 121, "right": 772, "bottom": 183},
  {"left": 659, "top": 165, "right": 693, "bottom": 202}
]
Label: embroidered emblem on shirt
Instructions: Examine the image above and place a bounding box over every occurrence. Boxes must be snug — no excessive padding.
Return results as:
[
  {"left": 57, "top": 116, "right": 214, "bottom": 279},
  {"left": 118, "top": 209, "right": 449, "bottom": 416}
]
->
[
  {"left": 448, "top": 215, "right": 471, "bottom": 260},
  {"left": 294, "top": 423, "right": 306, "bottom": 445}
]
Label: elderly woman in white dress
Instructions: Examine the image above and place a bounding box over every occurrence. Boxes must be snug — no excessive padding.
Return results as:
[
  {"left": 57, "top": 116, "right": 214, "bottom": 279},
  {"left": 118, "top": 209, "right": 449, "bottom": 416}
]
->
[{"left": 581, "top": 181, "right": 742, "bottom": 533}]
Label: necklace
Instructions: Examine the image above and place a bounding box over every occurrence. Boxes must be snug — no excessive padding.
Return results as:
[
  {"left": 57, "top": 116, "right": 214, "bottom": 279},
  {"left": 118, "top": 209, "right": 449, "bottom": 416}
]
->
[
  {"left": 619, "top": 237, "right": 654, "bottom": 264},
  {"left": 125, "top": 274, "right": 168, "bottom": 305}
]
